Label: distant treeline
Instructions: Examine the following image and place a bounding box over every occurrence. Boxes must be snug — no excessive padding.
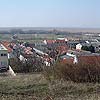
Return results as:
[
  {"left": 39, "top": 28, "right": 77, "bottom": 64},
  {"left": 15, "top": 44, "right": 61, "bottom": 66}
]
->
[{"left": 0, "top": 29, "right": 86, "bottom": 35}]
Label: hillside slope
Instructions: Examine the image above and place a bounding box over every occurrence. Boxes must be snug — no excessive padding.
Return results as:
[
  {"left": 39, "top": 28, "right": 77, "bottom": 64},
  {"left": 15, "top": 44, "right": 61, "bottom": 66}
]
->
[{"left": 0, "top": 73, "right": 100, "bottom": 100}]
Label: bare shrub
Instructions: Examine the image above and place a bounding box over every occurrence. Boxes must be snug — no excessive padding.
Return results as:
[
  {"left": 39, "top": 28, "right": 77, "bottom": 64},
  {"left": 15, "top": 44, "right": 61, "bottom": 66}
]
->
[{"left": 43, "top": 60, "right": 100, "bottom": 83}]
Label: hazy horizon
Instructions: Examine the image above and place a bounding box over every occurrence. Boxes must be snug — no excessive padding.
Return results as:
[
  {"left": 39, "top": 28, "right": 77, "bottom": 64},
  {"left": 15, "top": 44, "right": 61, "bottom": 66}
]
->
[{"left": 0, "top": 27, "right": 100, "bottom": 33}]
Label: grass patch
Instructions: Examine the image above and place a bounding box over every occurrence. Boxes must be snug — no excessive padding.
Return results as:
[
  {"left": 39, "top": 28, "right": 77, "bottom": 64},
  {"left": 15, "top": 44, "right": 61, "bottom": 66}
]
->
[{"left": 0, "top": 73, "right": 100, "bottom": 100}]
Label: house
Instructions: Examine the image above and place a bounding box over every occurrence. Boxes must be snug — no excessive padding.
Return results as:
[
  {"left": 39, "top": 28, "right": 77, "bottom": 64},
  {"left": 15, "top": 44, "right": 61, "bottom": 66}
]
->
[
  {"left": 60, "top": 50, "right": 78, "bottom": 64},
  {"left": 56, "top": 45, "right": 68, "bottom": 55},
  {"left": 57, "top": 38, "right": 68, "bottom": 42},
  {"left": 24, "top": 47, "right": 33, "bottom": 55},
  {"left": 1, "top": 41, "right": 15, "bottom": 59},
  {"left": 91, "top": 43, "right": 100, "bottom": 52},
  {"left": 67, "top": 41, "right": 79, "bottom": 49},
  {"left": 60, "top": 49, "right": 100, "bottom": 65},
  {"left": 0, "top": 44, "right": 9, "bottom": 72},
  {"left": 43, "top": 40, "right": 55, "bottom": 45},
  {"left": 76, "top": 43, "right": 82, "bottom": 50},
  {"left": 0, "top": 42, "right": 16, "bottom": 75},
  {"left": 80, "top": 42, "right": 100, "bottom": 53},
  {"left": 45, "top": 39, "right": 68, "bottom": 55},
  {"left": 66, "top": 49, "right": 91, "bottom": 64},
  {"left": 60, "top": 55, "right": 74, "bottom": 64},
  {"left": 44, "top": 38, "right": 67, "bottom": 45}
]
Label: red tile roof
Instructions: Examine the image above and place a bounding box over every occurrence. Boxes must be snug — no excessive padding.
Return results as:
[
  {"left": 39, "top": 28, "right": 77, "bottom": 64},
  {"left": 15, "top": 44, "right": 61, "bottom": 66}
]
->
[
  {"left": 46, "top": 40, "right": 55, "bottom": 44},
  {"left": 1, "top": 41, "right": 13, "bottom": 53},
  {"left": 24, "top": 47, "right": 33, "bottom": 55},
  {"left": 56, "top": 46, "right": 68, "bottom": 54}
]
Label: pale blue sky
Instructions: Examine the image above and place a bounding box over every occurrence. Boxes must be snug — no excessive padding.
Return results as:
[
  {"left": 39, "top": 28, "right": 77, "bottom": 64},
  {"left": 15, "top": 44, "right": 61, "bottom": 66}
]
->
[{"left": 0, "top": 0, "right": 100, "bottom": 28}]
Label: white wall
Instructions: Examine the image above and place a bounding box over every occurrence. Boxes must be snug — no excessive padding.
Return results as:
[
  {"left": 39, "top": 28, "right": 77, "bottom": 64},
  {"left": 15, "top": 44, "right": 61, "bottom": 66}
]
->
[
  {"left": 0, "top": 50, "right": 8, "bottom": 68},
  {"left": 76, "top": 44, "right": 82, "bottom": 50}
]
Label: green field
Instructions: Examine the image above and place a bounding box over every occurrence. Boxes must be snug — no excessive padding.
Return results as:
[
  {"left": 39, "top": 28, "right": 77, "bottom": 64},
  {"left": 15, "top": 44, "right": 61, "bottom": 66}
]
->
[{"left": 0, "top": 73, "right": 100, "bottom": 100}]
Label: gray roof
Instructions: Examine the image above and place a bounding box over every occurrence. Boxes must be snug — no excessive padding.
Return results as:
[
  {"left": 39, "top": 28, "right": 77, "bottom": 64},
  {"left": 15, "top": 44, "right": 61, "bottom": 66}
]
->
[{"left": 67, "top": 50, "right": 100, "bottom": 56}]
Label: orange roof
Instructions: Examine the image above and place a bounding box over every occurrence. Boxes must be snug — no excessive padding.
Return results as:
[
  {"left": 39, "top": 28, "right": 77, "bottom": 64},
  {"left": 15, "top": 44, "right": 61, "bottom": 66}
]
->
[
  {"left": 1, "top": 41, "right": 13, "bottom": 53},
  {"left": 46, "top": 40, "right": 55, "bottom": 44},
  {"left": 56, "top": 45, "right": 68, "bottom": 54}
]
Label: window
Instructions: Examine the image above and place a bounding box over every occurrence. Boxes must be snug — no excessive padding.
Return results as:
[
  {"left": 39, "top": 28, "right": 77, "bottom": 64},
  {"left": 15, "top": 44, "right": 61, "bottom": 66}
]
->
[
  {"left": 4, "top": 54, "right": 7, "bottom": 56},
  {"left": 1, "top": 62, "right": 7, "bottom": 66},
  {"left": 1, "top": 54, "right": 3, "bottom": 56},
  {"left": 1, "top": 53, "right": 7, "bottom": 57}
]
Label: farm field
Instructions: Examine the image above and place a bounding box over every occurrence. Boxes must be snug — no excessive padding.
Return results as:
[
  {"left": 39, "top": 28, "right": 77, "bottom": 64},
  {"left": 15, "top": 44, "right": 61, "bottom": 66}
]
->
[
  {"left": 0, "top": 33, "right": 66, "bottom": 42},
  {"left": 0, "top": 73, "right": 100, "bottom": 100}
]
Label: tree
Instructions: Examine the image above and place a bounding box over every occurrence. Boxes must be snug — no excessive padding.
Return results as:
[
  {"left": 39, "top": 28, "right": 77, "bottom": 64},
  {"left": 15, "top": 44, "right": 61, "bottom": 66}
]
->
[
  {"left": 82, "top": 45, "right": 95, "bottom": 53},
  {"left": 82, "top": 46, "right": 89, "bottom": 51},
  {"left": 89, "top": 45, "right": 95, "bottom": 53}
]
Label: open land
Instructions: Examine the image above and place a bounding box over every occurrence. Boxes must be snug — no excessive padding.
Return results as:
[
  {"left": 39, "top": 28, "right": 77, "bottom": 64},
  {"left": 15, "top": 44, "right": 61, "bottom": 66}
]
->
[{"left": 0, "top": 73, "right": 100, "bottom": 100}]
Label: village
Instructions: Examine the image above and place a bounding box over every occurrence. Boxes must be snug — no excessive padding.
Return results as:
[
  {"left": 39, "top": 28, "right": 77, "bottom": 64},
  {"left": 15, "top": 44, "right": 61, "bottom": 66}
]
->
[
  {"left": 0, "top": 31, "right": 100, "bottom": 74},
  {"left": 0, "top": 0, "right": 100, "bottom": 99},
  {"left": 0, "top": 30, "right": 100, "bottom": 99}
]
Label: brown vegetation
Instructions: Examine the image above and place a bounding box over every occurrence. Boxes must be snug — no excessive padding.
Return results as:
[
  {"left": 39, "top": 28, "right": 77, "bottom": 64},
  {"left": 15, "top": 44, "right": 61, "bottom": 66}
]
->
[
  {"left": 9, "top": 57, "right": 43, "bottom": 73},
  {"left": 43, "top": 60, "right": 100, "bottom": 83}
]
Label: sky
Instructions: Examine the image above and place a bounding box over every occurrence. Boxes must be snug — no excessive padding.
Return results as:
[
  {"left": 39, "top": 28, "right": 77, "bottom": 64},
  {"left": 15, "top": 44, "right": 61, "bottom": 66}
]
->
[{"left": 0, "top": 0, "right": 100, "bottom": 28}]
